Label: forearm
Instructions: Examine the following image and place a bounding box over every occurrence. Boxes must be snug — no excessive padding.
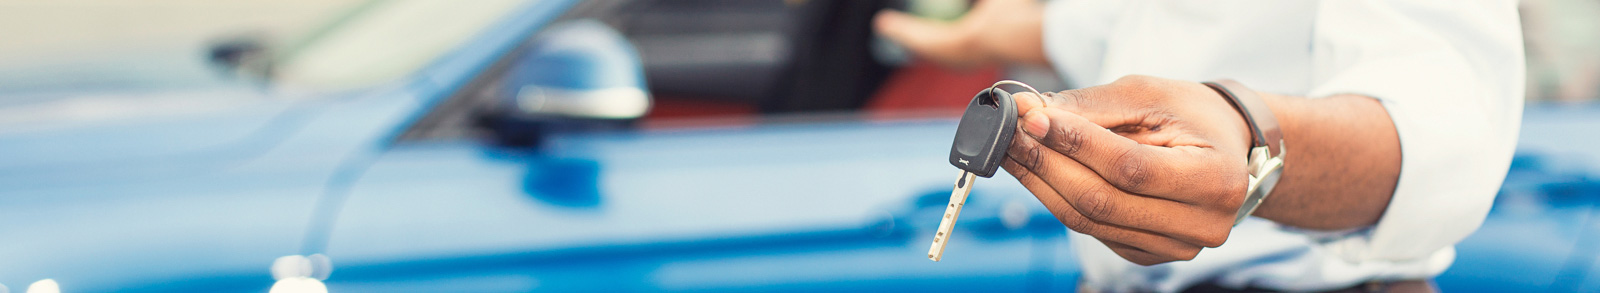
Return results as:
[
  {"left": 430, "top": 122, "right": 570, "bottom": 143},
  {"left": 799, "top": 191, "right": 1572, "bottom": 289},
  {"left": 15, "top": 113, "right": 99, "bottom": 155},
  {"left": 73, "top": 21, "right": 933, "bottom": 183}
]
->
[{"left": 1252, "top": 93, "right": 1401, "bottom": 230}]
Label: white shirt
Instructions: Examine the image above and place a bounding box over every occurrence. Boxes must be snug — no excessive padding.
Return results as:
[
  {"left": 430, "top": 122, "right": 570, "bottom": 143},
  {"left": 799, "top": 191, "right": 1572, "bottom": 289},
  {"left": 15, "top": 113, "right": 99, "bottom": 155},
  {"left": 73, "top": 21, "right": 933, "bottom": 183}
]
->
[{"left": 1040, "top": 0, "right": 1525, "bottom": 291}]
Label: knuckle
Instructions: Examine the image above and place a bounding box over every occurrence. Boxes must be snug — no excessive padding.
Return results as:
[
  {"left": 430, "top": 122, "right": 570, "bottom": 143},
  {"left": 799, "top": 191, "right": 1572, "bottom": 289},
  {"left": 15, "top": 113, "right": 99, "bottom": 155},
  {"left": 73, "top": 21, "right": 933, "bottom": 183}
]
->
[
  {"left": 1196, "top": 228, "right": 1230, "bottom": 248},
  {"left": 1146, "top": 245, "right": 1197, "bottom": 264},
  {"left": 1051, "top": 89, "right": 1098, "bottom": 112},
  {"left": 1040, "top": 91, "right": 1061, "bottom": 104},
  {"left": 1048, "top": 122, "right": 1086, "bottom": 156},
  {"left": 1027, "top": 144, "right": 1045, "bottom": 171},
  {"left": 1115, "top": 74, "right": 1159, "bottom": 88},
  {"left": 1006, "top": 134, "right": 1027, "bottom": 156},
  {"left": 1048, "top": 90, "right": 1082, "bottom": 105},
  {"left": 1055, "top": 209, "right": 1097, "bottom": 235},
  {"left": 1174, "top": 246, "right": 1203, "bottom": 261},
  {"left": 1111, "top": 148, "right": 1152, "bottom": 191},
  {"left": 1011, "top": 140, "right": 1049, "bottom": 170},
  {"left": 1076, "top": 188, "right": 1116, "bottom": 222}
]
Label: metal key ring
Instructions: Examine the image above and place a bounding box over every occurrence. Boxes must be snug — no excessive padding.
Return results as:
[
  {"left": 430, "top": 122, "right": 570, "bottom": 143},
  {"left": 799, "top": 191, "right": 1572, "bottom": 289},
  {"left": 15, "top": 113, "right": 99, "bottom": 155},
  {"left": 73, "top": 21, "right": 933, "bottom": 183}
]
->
[{"left": 987, "top": 80, "right": 1047, "bottom": 108}]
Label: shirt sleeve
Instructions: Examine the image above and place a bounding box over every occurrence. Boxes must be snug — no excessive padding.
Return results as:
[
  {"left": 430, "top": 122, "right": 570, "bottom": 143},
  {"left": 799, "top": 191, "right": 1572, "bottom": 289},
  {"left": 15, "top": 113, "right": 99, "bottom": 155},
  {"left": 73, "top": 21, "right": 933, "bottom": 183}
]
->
[
  {"left": 1041, "top": 0, "right": 1126, "bottom": 88},
  {"left": 1303, "top": 0, "right": 1525, "bottom": 263}
]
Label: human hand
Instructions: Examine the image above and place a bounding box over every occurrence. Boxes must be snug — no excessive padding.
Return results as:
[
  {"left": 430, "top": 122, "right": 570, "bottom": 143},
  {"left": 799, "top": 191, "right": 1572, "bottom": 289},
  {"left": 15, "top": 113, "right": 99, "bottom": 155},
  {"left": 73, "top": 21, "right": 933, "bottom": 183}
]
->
[
  {"left": 871, "top": 0, "right": 1047, "bottom": 67},
  {"left": 1001, "top": 75, "right": 1255, "bottom": 265}
]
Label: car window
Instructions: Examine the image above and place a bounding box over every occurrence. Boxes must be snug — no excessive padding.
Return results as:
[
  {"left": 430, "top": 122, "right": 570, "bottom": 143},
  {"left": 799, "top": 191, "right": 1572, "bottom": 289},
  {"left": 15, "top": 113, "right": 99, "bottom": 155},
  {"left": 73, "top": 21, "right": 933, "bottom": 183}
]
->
[
  {"left": 0, "top": 0, "right": 535, "bottom": 96},
  {"left": 0, "top": 0, "right": 359, "bottom": 95},
  {"left": 272, "top": 0, "right": 532, "bottom": 91}
]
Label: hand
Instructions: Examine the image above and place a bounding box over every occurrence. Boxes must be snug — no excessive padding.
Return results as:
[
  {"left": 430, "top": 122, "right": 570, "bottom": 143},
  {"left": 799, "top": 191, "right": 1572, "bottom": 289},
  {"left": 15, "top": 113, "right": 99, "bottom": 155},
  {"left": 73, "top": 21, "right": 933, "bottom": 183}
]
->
[
  {"left": 1001, "top": 75, "right": 1256, "bottom": 265},
  {"left": 872, "top": 0, "right": 1048, "bottom": 67}
]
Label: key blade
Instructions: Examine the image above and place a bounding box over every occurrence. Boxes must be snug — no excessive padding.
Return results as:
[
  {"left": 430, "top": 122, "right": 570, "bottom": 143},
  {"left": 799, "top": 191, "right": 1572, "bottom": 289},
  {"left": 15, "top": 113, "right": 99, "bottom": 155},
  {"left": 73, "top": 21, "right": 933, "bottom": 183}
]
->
[{"left": 929, "top": 171, "right": 977, "bottom": 262}]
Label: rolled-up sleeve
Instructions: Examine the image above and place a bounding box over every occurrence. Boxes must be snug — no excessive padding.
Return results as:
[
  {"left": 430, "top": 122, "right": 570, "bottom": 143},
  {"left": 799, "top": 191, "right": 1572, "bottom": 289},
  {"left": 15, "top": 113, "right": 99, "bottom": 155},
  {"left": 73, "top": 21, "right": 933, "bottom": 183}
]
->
[{"left": 1304, "top": 0, "right": 1525, "bottom": 263}]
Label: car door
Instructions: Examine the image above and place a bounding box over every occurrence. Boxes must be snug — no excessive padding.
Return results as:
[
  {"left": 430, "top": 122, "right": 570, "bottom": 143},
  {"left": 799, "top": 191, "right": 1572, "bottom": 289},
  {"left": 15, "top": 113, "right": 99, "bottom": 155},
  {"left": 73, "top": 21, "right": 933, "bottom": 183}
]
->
[
  {"left": 313, "top": 19, "right": 1071, "bottom": 292},
  {"left": 321, "top": 113, "right": 1081, "bottom": 292}
]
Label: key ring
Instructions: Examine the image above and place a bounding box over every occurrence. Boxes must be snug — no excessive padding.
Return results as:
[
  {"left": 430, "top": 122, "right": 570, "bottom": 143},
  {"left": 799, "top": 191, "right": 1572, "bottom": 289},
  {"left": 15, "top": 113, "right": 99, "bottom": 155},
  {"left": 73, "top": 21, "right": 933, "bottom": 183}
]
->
[{"left": 987, "top": 80, "right": 1048, "bottom": 108}]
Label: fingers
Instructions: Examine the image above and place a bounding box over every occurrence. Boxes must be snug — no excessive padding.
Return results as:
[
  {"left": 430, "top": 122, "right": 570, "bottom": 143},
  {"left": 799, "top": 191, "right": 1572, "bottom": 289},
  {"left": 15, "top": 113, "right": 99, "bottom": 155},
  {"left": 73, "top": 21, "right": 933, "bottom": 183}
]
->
[
  {"left": 1006, "top": 134, "right": 1233, "bottom": 247},
  {"left": 1012, "top": 89, "right": 1135, "bottom": 128},
  {"left": 1002, "top": 157, "right": 1206, "bottom": 260},
  {"left": 1012, "top": 91, "right": 1080, "bottom": 117},
  {"left": 872, "top": 10, "right": 983, "bottom": 67},
  {"left": 1020, "top": 108, "right": 1246, "bottom": 204},
  {"left": 1012, "top": 75, "right": 1186, "bottom": 122}
]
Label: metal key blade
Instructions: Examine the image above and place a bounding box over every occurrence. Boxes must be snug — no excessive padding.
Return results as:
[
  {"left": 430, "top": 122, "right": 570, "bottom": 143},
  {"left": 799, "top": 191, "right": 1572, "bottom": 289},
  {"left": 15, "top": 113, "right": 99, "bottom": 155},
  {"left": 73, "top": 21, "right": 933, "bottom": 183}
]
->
[{"left": 929, "top": 171, "right": 977, "bottom": 261}]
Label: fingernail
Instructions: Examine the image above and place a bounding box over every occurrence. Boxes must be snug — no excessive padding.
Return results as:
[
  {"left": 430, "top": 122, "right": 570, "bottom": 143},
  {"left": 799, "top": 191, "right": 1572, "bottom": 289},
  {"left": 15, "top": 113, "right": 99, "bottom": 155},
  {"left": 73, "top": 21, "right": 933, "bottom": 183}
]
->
[{"left": 1022, "top": 111, "right": 1048, "bottom": 138}]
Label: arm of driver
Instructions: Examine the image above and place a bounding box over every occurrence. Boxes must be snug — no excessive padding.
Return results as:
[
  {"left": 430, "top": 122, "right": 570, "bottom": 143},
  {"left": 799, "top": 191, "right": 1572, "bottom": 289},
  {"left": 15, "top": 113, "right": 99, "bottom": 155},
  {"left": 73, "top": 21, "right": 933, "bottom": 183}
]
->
[{"left": 1294, "top": 0, "right": 1524, "bottom": 263}]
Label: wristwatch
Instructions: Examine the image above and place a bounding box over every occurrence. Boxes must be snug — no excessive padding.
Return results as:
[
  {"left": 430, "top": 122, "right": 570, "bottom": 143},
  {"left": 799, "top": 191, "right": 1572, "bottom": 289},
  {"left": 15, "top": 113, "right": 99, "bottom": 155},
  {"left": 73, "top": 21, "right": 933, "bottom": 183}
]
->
[{"left": 1202, "top": 80, "right": 1286, "bottom": 226}]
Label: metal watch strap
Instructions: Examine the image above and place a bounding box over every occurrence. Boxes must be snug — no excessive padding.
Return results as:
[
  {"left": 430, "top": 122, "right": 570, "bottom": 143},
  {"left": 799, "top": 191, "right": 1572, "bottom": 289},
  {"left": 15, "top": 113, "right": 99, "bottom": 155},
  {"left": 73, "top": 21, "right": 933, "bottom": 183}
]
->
[{"left": 1202, "top": 80, "right": 1286, "bottom": 226}]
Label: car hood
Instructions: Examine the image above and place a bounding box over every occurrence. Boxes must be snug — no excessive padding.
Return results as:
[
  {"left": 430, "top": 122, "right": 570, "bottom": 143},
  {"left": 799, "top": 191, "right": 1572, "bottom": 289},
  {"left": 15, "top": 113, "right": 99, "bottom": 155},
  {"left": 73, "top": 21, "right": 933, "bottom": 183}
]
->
[
  {"left": 0, "top": 88, "right": 305, "bottom": 188},
  {"left": 0, "top": 164, "right": 333, "bottom": 292},
  {"left": 0, "top": 88, "right": 349, "bottom": 292}
]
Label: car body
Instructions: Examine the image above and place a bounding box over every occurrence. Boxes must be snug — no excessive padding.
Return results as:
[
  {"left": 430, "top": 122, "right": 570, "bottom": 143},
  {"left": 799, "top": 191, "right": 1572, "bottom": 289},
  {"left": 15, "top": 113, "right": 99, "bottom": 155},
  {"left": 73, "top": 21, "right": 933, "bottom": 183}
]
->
[{"left": 0, "top": 0, "right": 1597, "bottom": 292}]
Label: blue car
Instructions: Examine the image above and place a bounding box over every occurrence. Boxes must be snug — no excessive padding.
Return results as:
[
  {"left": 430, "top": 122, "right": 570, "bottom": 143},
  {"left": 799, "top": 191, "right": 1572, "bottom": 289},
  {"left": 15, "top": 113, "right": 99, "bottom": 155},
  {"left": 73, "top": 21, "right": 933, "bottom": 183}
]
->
[{"left": 1, "top": 0, "right": 1597, "bottom": 292}]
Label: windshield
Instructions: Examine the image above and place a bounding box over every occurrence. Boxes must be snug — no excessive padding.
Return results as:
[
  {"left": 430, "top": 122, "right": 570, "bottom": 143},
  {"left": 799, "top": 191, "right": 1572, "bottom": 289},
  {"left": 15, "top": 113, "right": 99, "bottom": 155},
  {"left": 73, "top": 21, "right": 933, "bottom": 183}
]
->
[
  {"left": 271, "top": 0, "right": 530, "bottom": 91},
  {"left": 0, "top": 0, "right": 532, "bottom": 95}
]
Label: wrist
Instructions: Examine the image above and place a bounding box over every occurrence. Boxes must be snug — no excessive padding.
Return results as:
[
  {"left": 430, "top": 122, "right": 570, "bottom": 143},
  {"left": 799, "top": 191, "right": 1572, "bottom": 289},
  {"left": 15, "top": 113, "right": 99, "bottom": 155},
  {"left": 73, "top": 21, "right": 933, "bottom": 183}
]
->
[
  {"left": 1243, "top": 94, "right": 1400, "bottom": 229},
  {"left": 1201, "top": 80, "right": 1287, "bottom": 226},
  {"left": 1258, "top": 93, "right": 1300, "bottom": 152}
]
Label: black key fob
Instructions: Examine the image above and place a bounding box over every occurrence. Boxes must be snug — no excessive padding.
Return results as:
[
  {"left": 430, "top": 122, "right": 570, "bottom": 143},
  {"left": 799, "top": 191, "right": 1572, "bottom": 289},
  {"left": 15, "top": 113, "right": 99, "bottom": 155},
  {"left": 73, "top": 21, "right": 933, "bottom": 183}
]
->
[{"left": 949, "top": 87, "right": 1018, "bottom": 178}]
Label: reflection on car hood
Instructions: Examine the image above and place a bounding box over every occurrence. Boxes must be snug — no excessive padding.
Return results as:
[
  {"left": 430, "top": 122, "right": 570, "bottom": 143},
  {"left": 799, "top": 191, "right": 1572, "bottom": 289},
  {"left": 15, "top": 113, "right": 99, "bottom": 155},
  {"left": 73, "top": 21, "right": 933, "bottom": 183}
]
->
[
  {"left": 0, "top": 88, "right": 345, "bottom": 292},
  {"left": 0, "top": 88, "right": 304, "bottom": 188}
]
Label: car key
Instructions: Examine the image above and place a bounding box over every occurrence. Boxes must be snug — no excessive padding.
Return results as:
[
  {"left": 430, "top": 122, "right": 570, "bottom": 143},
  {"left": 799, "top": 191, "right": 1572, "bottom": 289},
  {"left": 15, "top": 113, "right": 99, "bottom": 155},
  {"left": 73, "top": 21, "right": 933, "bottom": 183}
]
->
[{"left": 929, "top": 80, "right": 1041, "bottom": 262}]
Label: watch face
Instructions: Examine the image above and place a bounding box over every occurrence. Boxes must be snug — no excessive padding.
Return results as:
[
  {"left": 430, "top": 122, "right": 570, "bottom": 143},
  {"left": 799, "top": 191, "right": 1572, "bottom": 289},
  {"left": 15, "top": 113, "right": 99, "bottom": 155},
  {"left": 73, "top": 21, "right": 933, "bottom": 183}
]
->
[{"left": 1236, "top": 145, "right": 1285, "bottom": 226}]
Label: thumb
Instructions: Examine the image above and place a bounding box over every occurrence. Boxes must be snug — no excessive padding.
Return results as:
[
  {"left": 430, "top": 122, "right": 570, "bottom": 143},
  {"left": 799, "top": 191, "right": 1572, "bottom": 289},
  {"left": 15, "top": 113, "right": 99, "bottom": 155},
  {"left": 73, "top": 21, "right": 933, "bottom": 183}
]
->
[{"left": 872, "top": 10, "right": 982, "bottom": 67}]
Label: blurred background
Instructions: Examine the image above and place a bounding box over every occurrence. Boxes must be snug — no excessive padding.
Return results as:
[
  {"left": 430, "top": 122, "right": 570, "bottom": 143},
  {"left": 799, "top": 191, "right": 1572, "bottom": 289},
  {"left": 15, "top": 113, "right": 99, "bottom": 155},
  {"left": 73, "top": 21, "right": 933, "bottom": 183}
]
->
[{"left": 0, "top": 0, "right": 1597, "bottom": 292}]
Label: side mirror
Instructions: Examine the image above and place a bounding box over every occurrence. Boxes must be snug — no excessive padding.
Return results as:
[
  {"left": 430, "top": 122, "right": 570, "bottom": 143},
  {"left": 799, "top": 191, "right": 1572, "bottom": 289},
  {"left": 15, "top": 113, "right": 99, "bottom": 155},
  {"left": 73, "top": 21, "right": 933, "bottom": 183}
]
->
[
  {"left": 500, "top": 20, "right": 650, "bottom": 120},
  {"left": 206, "top": 32, "right": 274, "bottom": 80}
]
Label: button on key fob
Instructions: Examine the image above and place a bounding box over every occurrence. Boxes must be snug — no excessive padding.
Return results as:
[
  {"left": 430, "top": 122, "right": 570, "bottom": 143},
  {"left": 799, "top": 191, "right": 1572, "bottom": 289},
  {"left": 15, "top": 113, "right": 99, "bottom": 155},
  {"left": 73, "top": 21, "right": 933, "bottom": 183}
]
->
[{"left": 928, "top": 83, "right": 1023, "bottom": 262}]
